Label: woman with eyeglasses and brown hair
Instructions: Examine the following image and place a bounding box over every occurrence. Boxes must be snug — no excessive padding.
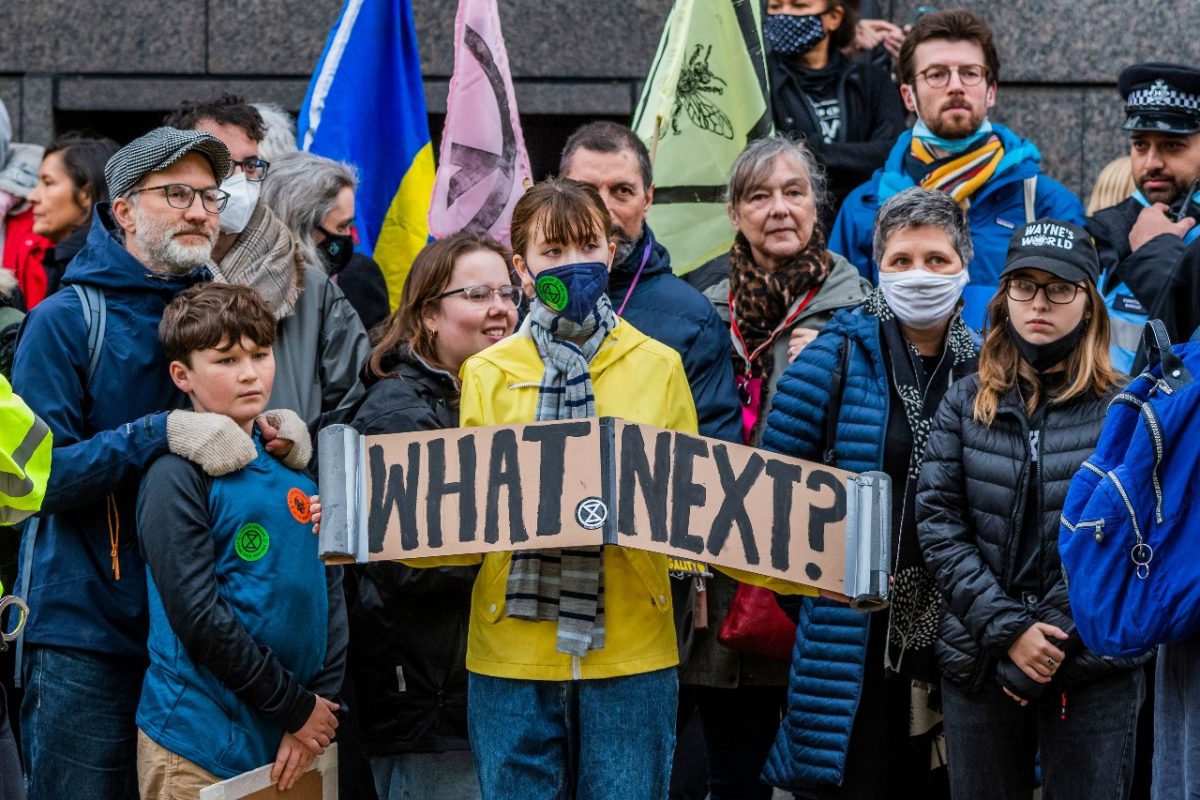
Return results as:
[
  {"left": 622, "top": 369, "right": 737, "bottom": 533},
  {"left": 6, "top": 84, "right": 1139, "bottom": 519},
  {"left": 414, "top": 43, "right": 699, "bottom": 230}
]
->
[
  {"left": 342, "top": 232, "right": 520, "bottom": 800},
  {"left": 916, "top": 220, "right": 1149, "bottom": 800}
]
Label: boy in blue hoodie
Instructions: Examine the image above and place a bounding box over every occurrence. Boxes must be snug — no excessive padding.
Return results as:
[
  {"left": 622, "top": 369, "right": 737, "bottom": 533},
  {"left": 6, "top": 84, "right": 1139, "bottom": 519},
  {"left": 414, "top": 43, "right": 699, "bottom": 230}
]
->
[{"left": 135, "top": 283, "right": 346, "bottom": 798}]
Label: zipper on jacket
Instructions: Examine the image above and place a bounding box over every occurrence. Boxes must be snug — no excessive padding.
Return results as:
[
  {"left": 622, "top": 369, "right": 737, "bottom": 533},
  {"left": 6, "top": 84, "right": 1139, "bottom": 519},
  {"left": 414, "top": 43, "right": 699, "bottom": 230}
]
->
[
  {"left": 1138, "top": 404, "right": 1166, "bottom": 523},
  {"left": 1060, "top": 514, "right": 1104, "bottom": 543},
  {"left": 1106, "top": 469, "right": 1153, "bottom": 580},
  {"left": 572, "top": 654, "right": 582, "bottom": 681}
]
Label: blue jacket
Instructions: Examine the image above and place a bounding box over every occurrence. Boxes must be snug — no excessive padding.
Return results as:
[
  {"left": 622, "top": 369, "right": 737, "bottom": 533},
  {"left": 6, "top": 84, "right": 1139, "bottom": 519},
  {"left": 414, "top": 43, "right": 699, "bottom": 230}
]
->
[
  {"left": 137, "top": 441, "right": 343, "bottom": 778},
  {"left": 11, "top": 206, "right": 206, "bottom": 657},
  {"left": 828, "top": 123, "right": 1086, "bottom": 329},
  {"left": 606, "top": 225, "right": 741, "bottom": 443},
  {"left": 759, "top": 308, "right": 977, "bottom": 790}
]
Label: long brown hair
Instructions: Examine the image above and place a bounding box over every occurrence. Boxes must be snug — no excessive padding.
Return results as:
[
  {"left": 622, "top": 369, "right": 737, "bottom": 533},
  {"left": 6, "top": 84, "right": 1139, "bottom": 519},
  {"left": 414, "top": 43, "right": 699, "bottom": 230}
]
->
[
  {"left": 367, "top": 232, "right": 513, "bottom": 379},
  {"left": 973, "top": 278, "right": 1122, "bottom": 425}
]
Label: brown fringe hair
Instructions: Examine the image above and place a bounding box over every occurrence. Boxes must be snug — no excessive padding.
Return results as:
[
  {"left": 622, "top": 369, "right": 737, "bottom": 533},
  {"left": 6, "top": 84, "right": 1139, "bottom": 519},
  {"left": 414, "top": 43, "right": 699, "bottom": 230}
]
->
[
  {"left": 160, "top": 283, "right": 276, "bottom": 366},
  {"left": 509, "top": 178, "right": 611, "bottom": 260},
  {"left": 973, "top": 278, "right": 1122, "bottom": 426},
  {"left": 367, "top": 232, "right": 513, "bottom": 380}
]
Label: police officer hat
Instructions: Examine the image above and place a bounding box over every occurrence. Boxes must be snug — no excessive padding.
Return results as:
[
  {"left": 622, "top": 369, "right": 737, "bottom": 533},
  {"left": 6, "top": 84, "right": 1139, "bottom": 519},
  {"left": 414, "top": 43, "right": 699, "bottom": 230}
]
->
[{"left": 1120, "top": 62, "right": 1200, "bottom": 135}]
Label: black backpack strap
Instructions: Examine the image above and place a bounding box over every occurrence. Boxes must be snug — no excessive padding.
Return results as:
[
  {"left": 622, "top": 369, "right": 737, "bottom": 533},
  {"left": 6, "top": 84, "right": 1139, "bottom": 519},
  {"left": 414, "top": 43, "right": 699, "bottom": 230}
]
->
[
  {"left": 72, "top": 284, "right": 106, "bottom": 385},
  {"left": 822, "top": 335, "right": 850, "bottom": 464},
  {"left": 1143, "top": 319, "right": 1191, "bottom": 393}
]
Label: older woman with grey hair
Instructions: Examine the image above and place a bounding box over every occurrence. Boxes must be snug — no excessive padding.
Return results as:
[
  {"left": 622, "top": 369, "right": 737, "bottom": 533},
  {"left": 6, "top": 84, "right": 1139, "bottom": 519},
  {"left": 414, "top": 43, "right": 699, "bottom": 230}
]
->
[
  {"left": 682, "top": 135, "right": 872, "bottom": 800},
  {"left": 755, "top": 186, "right": 980, "bottom": 799},
  {"left": 260, "top": 151, "right": 390, "bottom": 329}
]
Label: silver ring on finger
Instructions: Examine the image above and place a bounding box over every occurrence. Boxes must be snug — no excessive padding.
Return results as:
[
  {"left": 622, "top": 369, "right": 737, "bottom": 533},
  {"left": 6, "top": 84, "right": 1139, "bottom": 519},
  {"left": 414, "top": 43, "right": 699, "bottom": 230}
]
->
[{"left": 1046, "top": 656, "right": 1056, "bottom": 669}]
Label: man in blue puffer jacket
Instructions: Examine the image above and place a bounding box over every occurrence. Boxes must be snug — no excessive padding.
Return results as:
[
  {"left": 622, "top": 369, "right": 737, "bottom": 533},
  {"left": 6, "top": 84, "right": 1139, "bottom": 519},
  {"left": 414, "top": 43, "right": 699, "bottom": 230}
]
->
[
  {"left": 760, "top": 188, "right": 980, "bottom": 798},
  {"left": 828, "top": 9, "right": 1084, "bottom": 329}
]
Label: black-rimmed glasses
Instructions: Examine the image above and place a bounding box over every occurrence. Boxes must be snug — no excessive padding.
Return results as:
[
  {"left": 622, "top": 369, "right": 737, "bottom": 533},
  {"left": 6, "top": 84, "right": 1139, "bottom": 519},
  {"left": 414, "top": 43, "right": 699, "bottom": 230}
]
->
[
  {"left": 438, "top": 285, "right": 524, "bottom": 305},
  {"left": 229, "top": 158, "right": 270, "bottom": 182},
  {"left": 915, "top": 64, "right": 989, "bottom": 88},
  {"left": 1005, "top": 278, "right": 1081, "bottom": 305},
  {"left": 127, "top": 183, "right": 229, "bottom": 214}
]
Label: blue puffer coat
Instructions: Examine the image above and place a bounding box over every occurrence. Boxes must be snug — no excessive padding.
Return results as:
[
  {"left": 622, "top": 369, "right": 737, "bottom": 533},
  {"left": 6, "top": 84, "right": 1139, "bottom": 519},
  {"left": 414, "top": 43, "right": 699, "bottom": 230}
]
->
[{"left": 758, "top": 307, "right": 977, "bottom": 790}]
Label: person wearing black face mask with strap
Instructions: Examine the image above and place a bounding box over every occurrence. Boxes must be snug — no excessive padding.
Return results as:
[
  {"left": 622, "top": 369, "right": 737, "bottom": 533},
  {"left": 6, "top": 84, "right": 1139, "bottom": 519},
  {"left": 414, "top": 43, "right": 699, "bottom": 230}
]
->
[
  {"left": 765, "top": 0, "right": 906, "bottom": 233},
  {"left": 916, "top": 219, "right": 1149, "bottom": 800},
  {"left": 261, "top": 151, "right": 391, "bottom": 331}
]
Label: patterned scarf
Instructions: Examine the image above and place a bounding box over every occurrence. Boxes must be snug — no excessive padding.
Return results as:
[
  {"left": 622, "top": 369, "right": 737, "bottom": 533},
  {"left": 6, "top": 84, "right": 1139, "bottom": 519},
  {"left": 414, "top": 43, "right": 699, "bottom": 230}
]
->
[
  {"left": 862, "top": 289, "right": 974, "bottom": 775},
  {"left": 863, "top": 288, "right": 975, "bottom": 678},
  {"left": 906, "top": 133, "right": 1005, "bottom": 206},
  {"left": 504, "top": 293, "right": 617, "bottom": 657},
  {"left": 211, "top": 202, "right": 305, "bottom": 320},
  {"left": 728, "top": 230, "right": 830, "bottom": 380}
]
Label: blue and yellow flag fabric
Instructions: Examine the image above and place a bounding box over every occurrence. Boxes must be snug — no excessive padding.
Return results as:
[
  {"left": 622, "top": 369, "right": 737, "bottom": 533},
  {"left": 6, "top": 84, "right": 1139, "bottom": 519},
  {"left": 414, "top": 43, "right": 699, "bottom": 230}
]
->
[{"left": 299, "top": 0, "right": 435, "bottom": 308}]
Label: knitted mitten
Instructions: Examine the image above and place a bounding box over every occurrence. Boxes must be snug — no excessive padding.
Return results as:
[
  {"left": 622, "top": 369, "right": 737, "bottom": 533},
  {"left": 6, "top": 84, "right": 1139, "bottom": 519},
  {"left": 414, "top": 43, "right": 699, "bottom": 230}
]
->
[
  {"left": 167, "top": 410, "right": 257, "bottom": 476},
  {"left": 259, "top": 408, "right": 313, "bottom": 470}
]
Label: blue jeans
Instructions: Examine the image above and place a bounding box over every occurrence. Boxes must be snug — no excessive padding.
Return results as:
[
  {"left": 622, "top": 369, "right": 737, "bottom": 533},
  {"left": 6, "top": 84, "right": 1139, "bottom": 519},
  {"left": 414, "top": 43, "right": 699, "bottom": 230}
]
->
[
  {"left": 370, "top": 751, "right": 483, "bottom": 800},
  {"left": 468, "top": 668, "right": 678, "bottom": 800},
  {"left": 21, "top": 645, "right": 145, "bottom": 800},
  {"left": 942, "top": 669, "right": 1144, "bottom": 800},
  {"left": 1154, "top": 639, "right": 1200, "bottom": 798}
]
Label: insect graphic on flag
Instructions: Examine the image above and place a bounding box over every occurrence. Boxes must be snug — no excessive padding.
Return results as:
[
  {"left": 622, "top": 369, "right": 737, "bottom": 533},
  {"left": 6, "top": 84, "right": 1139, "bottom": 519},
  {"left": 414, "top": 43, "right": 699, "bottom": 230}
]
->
[{"left": 664, "top": 44, "right": 735, "bottom": 140}]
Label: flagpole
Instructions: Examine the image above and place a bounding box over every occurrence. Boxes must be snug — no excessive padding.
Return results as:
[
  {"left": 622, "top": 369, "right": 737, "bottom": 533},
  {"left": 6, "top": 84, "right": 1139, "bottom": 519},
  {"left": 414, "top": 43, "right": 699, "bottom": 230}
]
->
[{"left": 649, "top": 115, "right": 662, "bottom": 168}]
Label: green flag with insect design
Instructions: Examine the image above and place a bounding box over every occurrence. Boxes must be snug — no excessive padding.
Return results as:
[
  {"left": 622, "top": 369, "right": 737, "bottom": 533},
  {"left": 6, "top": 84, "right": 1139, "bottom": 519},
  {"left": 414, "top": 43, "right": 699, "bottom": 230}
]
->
[{"left": 633, "top": 0, "right": 772, "bottom": 276}]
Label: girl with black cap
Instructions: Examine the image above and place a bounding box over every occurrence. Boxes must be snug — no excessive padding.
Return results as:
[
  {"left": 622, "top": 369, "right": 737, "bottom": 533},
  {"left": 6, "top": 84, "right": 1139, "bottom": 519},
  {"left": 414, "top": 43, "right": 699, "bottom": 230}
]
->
[{"left": 915, "top": 219, "right": 1149, "bottom": 799}]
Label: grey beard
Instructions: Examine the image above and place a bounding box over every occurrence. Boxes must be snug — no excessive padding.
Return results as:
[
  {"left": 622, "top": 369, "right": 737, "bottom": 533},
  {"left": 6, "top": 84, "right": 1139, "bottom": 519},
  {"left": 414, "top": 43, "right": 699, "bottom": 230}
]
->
[{"left": 132, "top": 205, "right": 216, "bottom": 275}]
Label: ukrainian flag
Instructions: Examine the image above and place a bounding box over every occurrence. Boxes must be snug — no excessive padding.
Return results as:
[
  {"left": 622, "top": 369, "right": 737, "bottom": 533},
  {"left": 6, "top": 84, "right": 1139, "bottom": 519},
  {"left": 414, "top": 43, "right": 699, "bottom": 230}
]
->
[{"left": 299, "top": 0, "right": 435, "bottom": 309}]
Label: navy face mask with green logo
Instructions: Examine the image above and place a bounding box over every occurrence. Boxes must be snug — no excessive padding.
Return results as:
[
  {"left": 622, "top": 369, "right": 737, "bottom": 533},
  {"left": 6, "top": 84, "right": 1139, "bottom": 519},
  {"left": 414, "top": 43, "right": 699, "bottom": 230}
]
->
[{"left": 534, "top": 261, "right": 609, "bottom": 324}]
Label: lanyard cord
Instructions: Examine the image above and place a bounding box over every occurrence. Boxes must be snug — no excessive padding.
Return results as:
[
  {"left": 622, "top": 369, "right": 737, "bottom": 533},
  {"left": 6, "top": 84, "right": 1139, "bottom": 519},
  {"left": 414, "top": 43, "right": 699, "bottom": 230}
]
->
[{"left": 616, "top": 243, "right": 653, "bottom": 317}]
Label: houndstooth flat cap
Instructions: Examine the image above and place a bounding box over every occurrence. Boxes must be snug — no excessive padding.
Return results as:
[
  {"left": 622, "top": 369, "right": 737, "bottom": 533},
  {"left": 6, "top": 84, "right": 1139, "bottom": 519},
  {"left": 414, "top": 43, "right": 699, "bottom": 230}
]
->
[{"left": 104, "top": 127, "right": 231, "bottom": 200}]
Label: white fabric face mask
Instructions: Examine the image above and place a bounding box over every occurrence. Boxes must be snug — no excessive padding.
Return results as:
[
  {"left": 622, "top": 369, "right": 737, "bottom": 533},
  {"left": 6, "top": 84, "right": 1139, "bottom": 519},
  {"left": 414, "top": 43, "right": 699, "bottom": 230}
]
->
[
  {"left": 218, "top": 171, "right": 261, "bottom": 235},
  {"left": 878, "top": 268, "right": 969, "bottom": 330}
]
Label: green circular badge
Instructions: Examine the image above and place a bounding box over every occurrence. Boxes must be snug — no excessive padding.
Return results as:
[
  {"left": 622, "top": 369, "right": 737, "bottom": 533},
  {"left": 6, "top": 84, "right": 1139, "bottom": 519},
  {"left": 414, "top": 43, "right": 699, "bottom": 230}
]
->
[
  {"left": 536, "top": 275, "right": 569, "bottom": 312},
  {"left": 235, "top": 523, "right": 270, "bottom": 562}
]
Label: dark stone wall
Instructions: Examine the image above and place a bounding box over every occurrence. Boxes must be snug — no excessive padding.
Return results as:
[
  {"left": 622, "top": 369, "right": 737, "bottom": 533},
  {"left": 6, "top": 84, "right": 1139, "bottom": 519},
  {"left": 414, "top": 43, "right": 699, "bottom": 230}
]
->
[{"left": 4, "top": 0, "right": 1200, "bottom": 201}]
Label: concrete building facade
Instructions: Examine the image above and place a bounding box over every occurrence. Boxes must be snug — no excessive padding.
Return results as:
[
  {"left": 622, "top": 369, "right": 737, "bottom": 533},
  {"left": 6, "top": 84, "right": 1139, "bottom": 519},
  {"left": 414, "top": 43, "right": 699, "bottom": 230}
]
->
[{"left": 2, "top": 0, "right": 1199, "bottom": 200}]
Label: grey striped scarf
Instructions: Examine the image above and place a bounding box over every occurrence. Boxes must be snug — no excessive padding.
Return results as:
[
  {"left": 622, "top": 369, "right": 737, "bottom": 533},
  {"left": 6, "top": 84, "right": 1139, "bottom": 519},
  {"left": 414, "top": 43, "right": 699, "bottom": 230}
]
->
[{"left": 504, "top": 293, "right": 617, "bottom": 657}]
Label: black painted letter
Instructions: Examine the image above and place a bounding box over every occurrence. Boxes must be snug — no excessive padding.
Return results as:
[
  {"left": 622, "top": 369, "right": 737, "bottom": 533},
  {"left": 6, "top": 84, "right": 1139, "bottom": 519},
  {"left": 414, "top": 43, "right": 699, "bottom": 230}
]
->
[
  {"left": 765, "top": 460, "right": 804, "bottom": 571},
  {"left": 522, "top": 422, "right": 593, "bottom": 536},
  {"left": 367, "top": 442, "right": 421, "bottom": 553},
  {"left": 426, "top": 435, "right": 478, "bottom": 548},
  {"left": 617, "top": 425, "right": 671, "bottom": 540},
  {"left": 706, "top": 446, "right": 764, "bottom": 564},
  {"left": 669, "top": 434, "right": 709, "bottom": 554},
  {"left": 484, "top": 429, "right": 527, "bottom": 544}
]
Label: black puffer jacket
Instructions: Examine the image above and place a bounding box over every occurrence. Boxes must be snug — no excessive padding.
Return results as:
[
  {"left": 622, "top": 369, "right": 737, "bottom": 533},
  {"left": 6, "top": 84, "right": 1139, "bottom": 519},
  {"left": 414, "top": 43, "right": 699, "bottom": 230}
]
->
[
  {"left": 916, "top": 375, "right": 1147, "bottom": 692},
  {"left": 345, "top": 346, "right": 476, "bottom": 754}
]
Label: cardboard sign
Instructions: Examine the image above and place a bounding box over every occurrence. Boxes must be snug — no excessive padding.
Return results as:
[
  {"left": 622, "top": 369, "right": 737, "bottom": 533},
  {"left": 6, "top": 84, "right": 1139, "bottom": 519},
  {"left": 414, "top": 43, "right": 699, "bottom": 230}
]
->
[
  {"left": 319, "top": 419, "right": 891, "bottom": 603},
  {"left": 198, "top": 746, "right": 336, "bottom": 800}
]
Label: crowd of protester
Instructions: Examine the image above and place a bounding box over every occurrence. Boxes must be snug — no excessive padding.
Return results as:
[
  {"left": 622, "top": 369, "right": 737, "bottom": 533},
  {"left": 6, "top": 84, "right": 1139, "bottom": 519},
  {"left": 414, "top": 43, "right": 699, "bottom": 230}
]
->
[{"left": 2, "top": 5, "right": 1200, "bottom": 800}]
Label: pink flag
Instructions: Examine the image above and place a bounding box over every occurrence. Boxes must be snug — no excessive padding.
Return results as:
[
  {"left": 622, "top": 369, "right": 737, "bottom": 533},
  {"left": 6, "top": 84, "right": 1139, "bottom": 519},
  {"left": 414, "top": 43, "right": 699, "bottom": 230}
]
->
[{"left": 428, "top": 0, "right": 531, "bottom": 246}]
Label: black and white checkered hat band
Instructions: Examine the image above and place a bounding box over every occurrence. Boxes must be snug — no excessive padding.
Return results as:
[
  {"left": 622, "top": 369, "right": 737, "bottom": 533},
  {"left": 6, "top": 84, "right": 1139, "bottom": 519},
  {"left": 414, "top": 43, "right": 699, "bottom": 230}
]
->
[
  {"left": 1127, "top": 79, "right": 1200, "bottom": 114},
  {"left": 104, "top": 127, "right": 231, "bottom": 200}
]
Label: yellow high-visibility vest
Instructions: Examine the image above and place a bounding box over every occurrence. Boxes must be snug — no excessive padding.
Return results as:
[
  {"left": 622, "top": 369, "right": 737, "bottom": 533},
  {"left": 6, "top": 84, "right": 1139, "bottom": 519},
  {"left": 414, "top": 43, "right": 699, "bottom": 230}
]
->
[{"left": 0, "top": 373, "right": 51, "bottom": 528}]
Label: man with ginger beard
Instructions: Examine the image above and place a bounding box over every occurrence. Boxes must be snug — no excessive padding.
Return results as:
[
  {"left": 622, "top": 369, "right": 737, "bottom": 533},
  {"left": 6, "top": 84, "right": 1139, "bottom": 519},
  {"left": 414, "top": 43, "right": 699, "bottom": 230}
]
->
[
  {"left": 828, "top": 8, "right": 1084, "bottom": 328},
  {"left": 1088, "top": 64, "right": 1200, "bottom": 373}
]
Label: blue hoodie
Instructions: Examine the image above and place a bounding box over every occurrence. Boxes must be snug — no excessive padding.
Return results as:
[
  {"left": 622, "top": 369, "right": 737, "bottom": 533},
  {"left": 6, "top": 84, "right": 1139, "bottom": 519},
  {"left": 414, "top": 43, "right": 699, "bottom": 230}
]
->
[
  {"left": 828, "top": 123, "right": 1085, "bottom": 328},
  {"left": 11, "top": 205, "right": 209, "bottom": 657}
]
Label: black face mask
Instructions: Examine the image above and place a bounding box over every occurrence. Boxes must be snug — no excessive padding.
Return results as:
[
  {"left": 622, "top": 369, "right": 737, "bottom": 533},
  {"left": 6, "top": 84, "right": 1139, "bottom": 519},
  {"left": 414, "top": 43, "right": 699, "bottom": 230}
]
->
[
  {"left": 316, "top": 226, "right": 354, "bottom": 275},
  {"left": 1006, "top": 317, "right": 1089, "bottom": 372}
]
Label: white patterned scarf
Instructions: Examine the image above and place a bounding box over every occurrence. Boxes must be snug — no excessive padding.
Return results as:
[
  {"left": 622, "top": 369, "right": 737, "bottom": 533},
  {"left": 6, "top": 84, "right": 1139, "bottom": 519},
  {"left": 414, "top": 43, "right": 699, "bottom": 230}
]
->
[{"left": 504, "top": 293, "right": 617, "bottom": 657}]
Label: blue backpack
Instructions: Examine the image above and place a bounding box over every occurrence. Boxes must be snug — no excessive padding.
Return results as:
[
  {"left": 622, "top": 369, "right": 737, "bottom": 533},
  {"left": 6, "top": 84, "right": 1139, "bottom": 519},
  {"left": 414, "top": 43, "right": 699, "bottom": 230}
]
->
[{"left": 1059, "top": 320, "right": 1200, "bottom": 657}]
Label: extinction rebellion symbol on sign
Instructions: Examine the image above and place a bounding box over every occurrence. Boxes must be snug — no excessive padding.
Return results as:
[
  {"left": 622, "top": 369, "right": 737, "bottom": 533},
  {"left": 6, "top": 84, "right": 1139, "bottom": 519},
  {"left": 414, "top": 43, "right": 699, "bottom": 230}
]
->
[{"left": 575, "top": 497, "right": 608, "bottom": 530}]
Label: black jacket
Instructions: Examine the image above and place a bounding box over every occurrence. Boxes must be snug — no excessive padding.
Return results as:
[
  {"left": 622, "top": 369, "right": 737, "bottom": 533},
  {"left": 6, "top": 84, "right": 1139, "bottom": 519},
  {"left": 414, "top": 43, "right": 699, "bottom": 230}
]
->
[
  {"left": 607, "top": 225, "right": 742, "bottom": 443},
  {"left": 333, "top": 253, "right": 391, "bottom": 333},
  {"left": 1087, "top": 196, "right": 1188, "bottom": 311},
  {"left": 40, "top": 222, "right": 89, "bottom": 300},
  {"left": 916, "top": 376, "right": 1146, "bottom": 693},
  {"left": 345, "top": 346, "right": 475, "bottom": 754},
  {"left": 770, "top": 51, "right": 907, "bottom": 231}
]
